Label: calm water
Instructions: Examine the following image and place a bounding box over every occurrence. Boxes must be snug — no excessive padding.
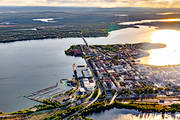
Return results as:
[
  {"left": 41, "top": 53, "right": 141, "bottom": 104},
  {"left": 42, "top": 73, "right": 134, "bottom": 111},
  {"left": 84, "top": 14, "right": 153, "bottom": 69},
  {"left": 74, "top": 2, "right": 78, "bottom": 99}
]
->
[
  {"left": 89, "top": 108, "right": 180, "bottom": 120},
  {"left": 119, "top": 18, "right": 180, "bottom": 66},
  {"left": 0, "top": 19, "right": 180, "bottom": 113},
  {"left": 119, "top": 18, "right": 180, "bottom": 25},
  {"left": 0, "top": 39, "right": 86, "bottom": 112},
  {"left": 140, "top": 29, "right": 180, "bottom": 66}
]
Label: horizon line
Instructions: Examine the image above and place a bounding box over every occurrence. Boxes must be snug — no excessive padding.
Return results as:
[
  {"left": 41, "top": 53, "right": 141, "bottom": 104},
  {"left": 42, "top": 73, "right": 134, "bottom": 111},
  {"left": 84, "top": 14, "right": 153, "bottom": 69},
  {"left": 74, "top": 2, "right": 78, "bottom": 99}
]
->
[{"left": 0, "top": 6, "right": 179, "bottom": 9}]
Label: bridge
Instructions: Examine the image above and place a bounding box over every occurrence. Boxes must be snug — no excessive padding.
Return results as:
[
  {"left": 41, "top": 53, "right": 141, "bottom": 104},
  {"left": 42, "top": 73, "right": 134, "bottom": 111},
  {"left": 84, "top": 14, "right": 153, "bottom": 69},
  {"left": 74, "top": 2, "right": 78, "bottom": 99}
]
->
[{"left": 80, "top": 33, "right": 89, "bottom": 47}]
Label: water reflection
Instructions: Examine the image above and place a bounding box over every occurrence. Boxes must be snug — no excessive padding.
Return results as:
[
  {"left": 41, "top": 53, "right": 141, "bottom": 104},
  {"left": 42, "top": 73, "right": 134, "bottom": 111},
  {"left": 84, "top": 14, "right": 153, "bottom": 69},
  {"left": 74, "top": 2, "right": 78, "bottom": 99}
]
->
[
  {"left": 119, "top": 19, "right": 180, "bottom": 25},
  {"left": 141, "top": 29, "right": 180, "bottom": 66},
  {"left": 89, "top": 109, "right": 180, "bottom": 120},
  {"left": 156, "top": 12, "right": 180, "bottom": 15}
]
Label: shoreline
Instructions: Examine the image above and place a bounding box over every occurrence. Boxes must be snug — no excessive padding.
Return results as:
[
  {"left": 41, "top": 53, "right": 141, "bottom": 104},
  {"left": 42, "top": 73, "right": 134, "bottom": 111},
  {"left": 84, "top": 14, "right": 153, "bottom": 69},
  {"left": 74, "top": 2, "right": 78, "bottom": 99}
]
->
[
  {"left": 0, "top": 42, "right": 180, "bottom": 119},
  {"left": 0, "top": 22, "right": 142, "bottom": 44},
  {"left": 0, "top": 30, "right": 179, "bottom": 119},
  {"left": 1, "top": 100, "right": 180, "bottom": 119},
  {"left": 82, "top": 100, "right": 180, "bottom": 116},
  {"left": 0, "top": 35, "right": 106, "bottom": 44}
]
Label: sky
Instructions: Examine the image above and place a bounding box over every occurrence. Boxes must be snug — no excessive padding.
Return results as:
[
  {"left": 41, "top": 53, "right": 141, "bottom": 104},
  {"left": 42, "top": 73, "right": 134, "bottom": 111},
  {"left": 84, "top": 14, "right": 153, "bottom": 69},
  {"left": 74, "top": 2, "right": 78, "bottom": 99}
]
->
[{"left": 1, "top": 0, "right": 180, "bottom": 8}]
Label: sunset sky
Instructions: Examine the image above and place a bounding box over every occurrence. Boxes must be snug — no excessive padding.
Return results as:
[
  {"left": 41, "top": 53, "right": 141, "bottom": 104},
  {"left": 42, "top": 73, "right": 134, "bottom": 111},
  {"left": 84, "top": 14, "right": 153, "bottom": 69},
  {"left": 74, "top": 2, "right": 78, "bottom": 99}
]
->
[{"left": 1, "top": 0, "right": 180, "bottom": 8}]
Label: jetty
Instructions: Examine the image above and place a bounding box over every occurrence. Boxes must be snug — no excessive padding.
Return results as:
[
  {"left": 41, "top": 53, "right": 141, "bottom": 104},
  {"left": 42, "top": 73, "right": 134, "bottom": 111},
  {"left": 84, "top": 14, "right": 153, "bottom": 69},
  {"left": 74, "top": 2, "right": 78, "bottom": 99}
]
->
[
  {"left": 25, "top": 83, "right": 58, "bottom": 98},
  {"left": 24, "top": 83, "right": 65, "bottom": 102}
]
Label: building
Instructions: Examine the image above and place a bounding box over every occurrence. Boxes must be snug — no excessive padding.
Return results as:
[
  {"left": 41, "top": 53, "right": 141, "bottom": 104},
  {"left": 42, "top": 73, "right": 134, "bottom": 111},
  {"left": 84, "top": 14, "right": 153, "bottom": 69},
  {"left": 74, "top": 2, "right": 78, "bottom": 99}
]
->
[
  {"left": 82, "top": 78, "right": 95, "bottom": 91},
  {"left": 76, "top": 66, "right": 93, "bottom": 79}
]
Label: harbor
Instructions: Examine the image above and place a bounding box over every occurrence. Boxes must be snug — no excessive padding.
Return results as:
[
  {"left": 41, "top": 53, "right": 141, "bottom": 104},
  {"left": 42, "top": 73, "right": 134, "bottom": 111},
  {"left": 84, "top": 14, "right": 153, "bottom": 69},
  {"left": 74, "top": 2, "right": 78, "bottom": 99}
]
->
[{"left": 25, "top": 83, "right": 65, "bottom": 102}]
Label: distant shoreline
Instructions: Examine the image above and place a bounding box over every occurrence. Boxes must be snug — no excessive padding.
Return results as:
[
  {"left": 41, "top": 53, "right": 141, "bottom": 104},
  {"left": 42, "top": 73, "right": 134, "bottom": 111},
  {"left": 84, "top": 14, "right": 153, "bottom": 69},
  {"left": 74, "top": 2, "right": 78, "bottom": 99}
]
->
[{"left": 0, "top": 35, "right": 107, "bottom": 44}]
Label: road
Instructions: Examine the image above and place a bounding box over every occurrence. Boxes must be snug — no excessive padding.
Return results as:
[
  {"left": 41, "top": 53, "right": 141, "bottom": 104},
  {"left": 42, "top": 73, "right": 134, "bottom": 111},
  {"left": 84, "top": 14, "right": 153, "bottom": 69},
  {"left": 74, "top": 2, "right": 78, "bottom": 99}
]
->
[
  {"left": 65, "top": 85, "right": 101, "bottom": 120},
  {"left": 84, "top": 87, "right": 96, "bottom": 103},
  {"left": 70, "top": 80, "right": 81, "bottom": 102},
  {"left": 109, "top": 91, "right": 117, "bottom": 104},
  {"left": 85, "top": 86, "right": 101, "bottom": 108},
  {"left": 81, "top": 34, "right": 89, "bottom": 47},
  {"left": 55, "top": 36, "right": 102, "bottom": 120}
]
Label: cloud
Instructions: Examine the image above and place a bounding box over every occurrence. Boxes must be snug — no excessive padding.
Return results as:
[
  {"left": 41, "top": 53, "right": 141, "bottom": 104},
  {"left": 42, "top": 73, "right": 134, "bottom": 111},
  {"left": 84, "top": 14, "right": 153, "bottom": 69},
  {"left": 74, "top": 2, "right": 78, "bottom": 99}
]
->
[{"left": 0, "top": 0, "right": 180, "bottom": 8}]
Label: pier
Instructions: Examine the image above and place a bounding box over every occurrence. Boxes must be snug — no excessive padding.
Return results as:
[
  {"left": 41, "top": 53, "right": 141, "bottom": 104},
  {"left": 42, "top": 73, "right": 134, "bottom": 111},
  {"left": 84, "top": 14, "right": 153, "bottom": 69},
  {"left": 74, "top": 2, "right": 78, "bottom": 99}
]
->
[
  {"left": 25, "top": 83, "right": 65, "bottom": 102},
  {"left": 25, "top": 83, "right": 58, "bottom": 98}
]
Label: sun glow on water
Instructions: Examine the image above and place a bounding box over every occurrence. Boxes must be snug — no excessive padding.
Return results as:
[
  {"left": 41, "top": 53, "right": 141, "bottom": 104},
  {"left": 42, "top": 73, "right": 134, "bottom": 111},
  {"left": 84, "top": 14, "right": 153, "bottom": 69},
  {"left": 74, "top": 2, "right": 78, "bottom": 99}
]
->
[{"left": 146, "top": 30, "right": 180, "bottom": 66}]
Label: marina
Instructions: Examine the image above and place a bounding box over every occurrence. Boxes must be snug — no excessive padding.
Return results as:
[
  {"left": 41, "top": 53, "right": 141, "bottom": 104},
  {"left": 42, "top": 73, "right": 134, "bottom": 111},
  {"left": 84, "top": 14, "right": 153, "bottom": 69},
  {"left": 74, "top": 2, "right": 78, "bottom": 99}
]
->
[{"left": 25, "top": 82, "right": 65, "bottom": 102}]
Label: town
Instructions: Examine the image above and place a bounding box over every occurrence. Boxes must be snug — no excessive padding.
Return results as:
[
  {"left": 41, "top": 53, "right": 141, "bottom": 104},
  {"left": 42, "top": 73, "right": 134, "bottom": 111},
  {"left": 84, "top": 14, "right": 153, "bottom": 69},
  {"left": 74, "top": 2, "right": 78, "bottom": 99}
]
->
[
  {"left": 1, "top": 40, "right": 180, "bottom": 120},
  {"left": 65, "top": 42, "right": 180, "bottom": 103}
]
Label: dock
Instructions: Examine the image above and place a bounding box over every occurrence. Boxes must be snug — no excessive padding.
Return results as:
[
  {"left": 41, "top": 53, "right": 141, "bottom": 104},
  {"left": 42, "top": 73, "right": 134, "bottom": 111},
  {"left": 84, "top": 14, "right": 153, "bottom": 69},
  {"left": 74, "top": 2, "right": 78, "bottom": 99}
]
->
[
  {"left": 26, "top": 83, "right": 58, "bottom": 98},
  {"left": 25, "top": 83, "right": 65, "bottom": 102}
]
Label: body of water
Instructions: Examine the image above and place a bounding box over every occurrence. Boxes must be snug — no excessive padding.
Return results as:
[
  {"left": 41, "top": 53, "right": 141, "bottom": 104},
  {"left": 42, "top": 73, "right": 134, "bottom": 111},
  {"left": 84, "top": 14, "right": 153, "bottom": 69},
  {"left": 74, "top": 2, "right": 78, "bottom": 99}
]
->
[
  {"left": 119, "top": 18, "right": 180, "bottom": 25},
  {"left": 0, "top": 18, "right": 180, "bottom": 113},
  {"left": 89, "top": 108, "right": 180, "bottom": 120},
  {"left": 119, "top": 18, "right": 180, "bottom": 66},
  {"left": 0, "top": 39, "right": 86, "bottom": 112},
  {"left": 33, "top": 18, "right": 56, "bottom": 23}
]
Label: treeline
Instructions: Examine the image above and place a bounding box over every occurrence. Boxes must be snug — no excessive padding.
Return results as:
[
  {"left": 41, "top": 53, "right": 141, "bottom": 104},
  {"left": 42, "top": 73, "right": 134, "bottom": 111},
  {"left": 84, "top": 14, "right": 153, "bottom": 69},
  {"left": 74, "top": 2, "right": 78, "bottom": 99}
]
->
[
  {"left": 0, "top": 24, "right": 109, "bottom": 43},
  {"left": 42, "top": 99, "right": 71, "bottom": 108},
  {"left": 44, "top": 104, "right": 84, "bottom": 120},
  {"left": 0, "top": 111, "right": 4, "bottom": 114},
  {"left": 93, "top": 42, "right": 166, "bottom": 50},
  {"left": 81, "top": 101, "right": 180, "bottom": 117}
]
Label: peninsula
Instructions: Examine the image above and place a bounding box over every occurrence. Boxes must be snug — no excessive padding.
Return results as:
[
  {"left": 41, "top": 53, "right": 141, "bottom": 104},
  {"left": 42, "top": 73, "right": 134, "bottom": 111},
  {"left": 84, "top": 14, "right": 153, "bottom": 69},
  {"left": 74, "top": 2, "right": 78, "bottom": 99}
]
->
[{"left": 1, "top": 38, "right": 180, "bottom": 120}]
